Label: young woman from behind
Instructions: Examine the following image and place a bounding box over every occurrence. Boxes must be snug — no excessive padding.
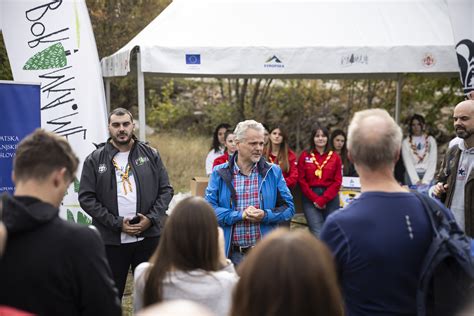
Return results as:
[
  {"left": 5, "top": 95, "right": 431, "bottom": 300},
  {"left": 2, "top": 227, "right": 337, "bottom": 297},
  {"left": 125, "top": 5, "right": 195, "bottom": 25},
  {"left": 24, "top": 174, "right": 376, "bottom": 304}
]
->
[{"left": 133, "top": 197, "right": 238, "bottom": 316}]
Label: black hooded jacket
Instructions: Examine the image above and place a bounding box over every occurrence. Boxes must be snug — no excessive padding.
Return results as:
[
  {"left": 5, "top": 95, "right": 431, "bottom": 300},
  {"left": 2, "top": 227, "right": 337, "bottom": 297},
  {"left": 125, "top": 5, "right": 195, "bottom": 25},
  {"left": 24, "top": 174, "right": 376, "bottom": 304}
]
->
[
  {"left": 0, "top": 194, "right": 121, "bottom": 316},
  {"left": 78, "top": 138, "right": 174, "bottom": 245}
]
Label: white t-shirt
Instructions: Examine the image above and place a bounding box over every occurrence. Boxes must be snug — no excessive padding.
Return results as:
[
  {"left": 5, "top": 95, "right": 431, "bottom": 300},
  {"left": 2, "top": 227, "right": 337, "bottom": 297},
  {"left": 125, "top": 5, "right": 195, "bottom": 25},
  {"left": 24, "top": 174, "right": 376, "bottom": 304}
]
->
[
  {"left": 450, "top": 142, "right": 474, "bottom": 231},
  {"left": 113, "top": 151, "right": 143, "bottom": 244},
  {"left": 401, "top": 135, "right": 437, "bottom": 185},
  {"left": 205, "top": 148, "right": 224, "bottom": 176}
]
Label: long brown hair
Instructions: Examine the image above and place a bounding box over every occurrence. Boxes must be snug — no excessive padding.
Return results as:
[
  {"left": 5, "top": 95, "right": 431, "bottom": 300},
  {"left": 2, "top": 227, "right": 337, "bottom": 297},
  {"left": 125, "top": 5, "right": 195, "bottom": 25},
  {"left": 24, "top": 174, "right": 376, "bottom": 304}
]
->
[
  {"left": 264, "top": 126, "right": 290, "bottom": 173},
  {"left": 143, "top": 197, "right": 220, "bottom": 307},
  {"left": 330, "top": 129, "right": 350, "bottom": 176},
  {"left": 231, "top": 229, "right": 344, "bottom": 316}
]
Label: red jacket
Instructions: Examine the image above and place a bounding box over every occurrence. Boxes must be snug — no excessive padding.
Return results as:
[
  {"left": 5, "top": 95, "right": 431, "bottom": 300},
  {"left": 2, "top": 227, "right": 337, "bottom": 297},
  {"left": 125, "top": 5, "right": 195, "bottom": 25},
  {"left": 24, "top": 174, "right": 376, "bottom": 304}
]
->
[
  {"left": 297, "top": 150, "right": 342, "bottom": 208},
  {"left": 212, "top": 152, "right": 230, "bottom": 169},
  {"left": 269, "top": 149, "right": 298, "bottom": 189}
]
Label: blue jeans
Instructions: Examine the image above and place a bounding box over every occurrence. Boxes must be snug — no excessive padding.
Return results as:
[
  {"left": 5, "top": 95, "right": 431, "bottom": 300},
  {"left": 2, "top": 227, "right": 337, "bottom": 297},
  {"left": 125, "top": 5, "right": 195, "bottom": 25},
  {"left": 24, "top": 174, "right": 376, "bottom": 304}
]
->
[
  {"left": 229, "top": 249, "right": 246, "bottom": 266},
  {"left": 302, "top": 187, "right": 340, "bottom": 238}
]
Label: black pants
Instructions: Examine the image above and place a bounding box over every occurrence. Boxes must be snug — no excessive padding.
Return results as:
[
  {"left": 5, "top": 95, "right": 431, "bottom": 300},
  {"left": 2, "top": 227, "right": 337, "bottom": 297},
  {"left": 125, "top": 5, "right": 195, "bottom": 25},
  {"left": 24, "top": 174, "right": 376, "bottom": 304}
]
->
[{"left": 105, "top": 237, "right": 159, "bottom": 299}]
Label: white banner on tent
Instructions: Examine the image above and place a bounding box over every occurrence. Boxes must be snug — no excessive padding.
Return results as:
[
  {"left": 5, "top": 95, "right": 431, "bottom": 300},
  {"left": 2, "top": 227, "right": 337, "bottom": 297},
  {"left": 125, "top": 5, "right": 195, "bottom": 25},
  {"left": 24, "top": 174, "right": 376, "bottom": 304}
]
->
[
  {"left": 101, "top": 0, "right": 459, "bottom": 78},
  {"left": 447, "top": 0, "right": 474, "bottom": 96},
  {"left": 1, "top": 0, "right": 107, "bottom": 223}
]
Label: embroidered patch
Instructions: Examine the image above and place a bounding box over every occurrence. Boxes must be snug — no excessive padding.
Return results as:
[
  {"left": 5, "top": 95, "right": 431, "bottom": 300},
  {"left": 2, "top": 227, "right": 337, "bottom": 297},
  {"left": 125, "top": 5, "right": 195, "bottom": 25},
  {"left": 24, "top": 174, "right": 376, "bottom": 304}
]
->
[
  {"left": 135, "top": 156, "right": 150, "bottom": 166},
  {"left": 98, "top": 164, "right": 107, "bottom": 173},
  {"left": 457, "top": 167, "right": 467, "bottom": 181}
]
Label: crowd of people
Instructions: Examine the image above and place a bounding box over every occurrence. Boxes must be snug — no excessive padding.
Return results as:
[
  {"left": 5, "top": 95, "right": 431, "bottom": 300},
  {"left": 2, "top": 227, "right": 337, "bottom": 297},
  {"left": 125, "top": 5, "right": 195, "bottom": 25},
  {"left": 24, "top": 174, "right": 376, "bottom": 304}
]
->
[{"left": 0, "top": 97, "right": 472, "bottom": 315}]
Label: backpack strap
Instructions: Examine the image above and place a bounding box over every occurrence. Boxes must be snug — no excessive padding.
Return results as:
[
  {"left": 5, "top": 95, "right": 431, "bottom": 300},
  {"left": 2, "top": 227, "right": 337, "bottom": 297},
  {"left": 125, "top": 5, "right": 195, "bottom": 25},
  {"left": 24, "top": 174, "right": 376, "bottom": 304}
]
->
[{"left": 413, "top": 192, "right": 443, "bottom": 239}]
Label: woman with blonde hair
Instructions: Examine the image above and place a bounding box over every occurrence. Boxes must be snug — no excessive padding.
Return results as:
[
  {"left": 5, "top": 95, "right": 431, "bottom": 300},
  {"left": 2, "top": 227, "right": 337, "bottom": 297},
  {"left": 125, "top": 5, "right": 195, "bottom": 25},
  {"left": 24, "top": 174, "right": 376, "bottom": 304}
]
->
[
  {"left": 231, "top": 228, "right": 344, "bottom": 316},
  {"left": 133, "top": 197, "right": 238, "bottom": 316}
]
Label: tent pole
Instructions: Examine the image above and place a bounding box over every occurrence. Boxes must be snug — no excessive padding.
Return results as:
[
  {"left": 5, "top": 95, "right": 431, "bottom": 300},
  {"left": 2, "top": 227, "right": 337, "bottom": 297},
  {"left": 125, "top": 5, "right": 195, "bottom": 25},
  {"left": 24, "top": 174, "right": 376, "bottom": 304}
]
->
[
  {"left": 395, "top": 74, "right": 403, "bottom": 124},
  {"left": 105, "top": 78, "right": 111, "bottom": 113},
  {"left": 137, "top": 51, "right": 146, "bottom": 141}
]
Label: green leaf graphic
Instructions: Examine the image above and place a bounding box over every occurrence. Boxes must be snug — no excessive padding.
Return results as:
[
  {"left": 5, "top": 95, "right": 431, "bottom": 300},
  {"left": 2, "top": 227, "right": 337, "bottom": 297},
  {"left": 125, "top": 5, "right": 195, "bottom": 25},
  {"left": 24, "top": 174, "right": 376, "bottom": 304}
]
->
[
  {"left": 77, "top": 211, "right": 92, "bottom": 225},
  {"left": 66, "top": 209, "right": 76, "bottom": 223},
  {"left": 23, "top": 43, "right": 67, "bottom": 70},
  {"left": 74, "top": 177, "right": 80, "bottom": 193}
]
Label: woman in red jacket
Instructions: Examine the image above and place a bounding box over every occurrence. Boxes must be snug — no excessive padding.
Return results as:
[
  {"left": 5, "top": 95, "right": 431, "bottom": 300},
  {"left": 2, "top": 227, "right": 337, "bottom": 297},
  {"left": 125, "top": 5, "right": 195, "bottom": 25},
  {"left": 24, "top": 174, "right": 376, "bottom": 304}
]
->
[
  {"left": 264, "top": 126, "right": 298, "bottom": 189},
  {"left": 298, "top": 124, "right": 342, "bottom": 237},
  {"left": 212, "top": 131, "right": 237, "bottom": 169}
]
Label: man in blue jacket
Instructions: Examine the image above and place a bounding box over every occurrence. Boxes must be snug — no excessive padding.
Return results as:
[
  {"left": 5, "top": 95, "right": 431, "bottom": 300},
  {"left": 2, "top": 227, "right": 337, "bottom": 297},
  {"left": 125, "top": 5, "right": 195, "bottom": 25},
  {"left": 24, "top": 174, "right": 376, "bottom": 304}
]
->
[{"left": 205, "top": 120, "right": 294, "bottom": 265}]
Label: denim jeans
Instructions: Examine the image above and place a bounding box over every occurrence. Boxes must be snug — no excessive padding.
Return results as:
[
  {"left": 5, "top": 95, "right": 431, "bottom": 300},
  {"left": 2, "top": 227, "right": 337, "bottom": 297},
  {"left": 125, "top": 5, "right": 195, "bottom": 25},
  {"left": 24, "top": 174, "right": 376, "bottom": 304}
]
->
[
  {"left": 302, "top": 187, "right": 340, "bottom": 238},
  {"left": 229, "top": 249, "right": 246, "bottom": 266}
]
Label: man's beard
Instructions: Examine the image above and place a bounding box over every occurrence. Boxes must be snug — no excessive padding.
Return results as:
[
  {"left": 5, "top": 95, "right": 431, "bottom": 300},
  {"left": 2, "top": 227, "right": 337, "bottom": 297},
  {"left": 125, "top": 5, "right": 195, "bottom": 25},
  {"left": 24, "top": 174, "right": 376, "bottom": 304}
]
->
[
  {"left": 455, "top": 127, "right": 473, "bottom": 139},
  {"left": 113, "top": 132, "right": 132, "bottom": 145}
]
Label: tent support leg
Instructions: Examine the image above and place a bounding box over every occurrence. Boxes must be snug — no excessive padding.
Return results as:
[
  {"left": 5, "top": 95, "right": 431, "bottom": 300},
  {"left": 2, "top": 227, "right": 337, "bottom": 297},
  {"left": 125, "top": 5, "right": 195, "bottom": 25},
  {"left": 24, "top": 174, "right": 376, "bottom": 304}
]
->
[
  {"left": 137, "top": 52, "right": 146, "bottom": 141},
  {"left": 105, "top": 78, "right": 111, "bottom": 113},
  {"left": 395, "top": 74, "right": 403, "bottom": 124}
]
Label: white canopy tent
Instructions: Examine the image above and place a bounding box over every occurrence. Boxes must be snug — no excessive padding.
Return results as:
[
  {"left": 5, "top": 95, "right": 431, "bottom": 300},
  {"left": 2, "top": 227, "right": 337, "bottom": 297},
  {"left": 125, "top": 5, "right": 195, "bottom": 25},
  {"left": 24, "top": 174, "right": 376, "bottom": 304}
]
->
[{"left": 101, "top": 0, "right": 460, "bottom": 140}]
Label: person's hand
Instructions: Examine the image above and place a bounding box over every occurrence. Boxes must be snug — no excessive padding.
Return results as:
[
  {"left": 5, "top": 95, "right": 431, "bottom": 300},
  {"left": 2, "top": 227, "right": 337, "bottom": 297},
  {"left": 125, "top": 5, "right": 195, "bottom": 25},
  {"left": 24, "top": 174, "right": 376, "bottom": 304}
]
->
[
  {"left": 0, "top": 222, "right": 7, "bottom": 257},
  {"left": 244, "top": 206, "right": 265, "bottom": 222},
  {"left": 313, "top": 201, "right": 323, "bottom": 209},
  {"left": 433, "top": 182, "right": 448, "bottom": 198},
  {"left": 122, "top": 214, "right": 152, "bottom": 236}
]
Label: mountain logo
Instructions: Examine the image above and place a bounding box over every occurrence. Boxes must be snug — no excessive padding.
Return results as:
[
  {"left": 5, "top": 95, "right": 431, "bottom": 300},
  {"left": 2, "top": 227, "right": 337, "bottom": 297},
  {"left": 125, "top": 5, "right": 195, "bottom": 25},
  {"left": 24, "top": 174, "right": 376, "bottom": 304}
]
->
[{"left": 264, "top": 55, "right": 284, "bottom": 68}]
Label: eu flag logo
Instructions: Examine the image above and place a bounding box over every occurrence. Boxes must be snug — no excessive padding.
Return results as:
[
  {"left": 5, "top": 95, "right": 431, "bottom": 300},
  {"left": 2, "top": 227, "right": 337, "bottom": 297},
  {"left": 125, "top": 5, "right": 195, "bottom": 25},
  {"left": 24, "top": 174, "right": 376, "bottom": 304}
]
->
[{"left": 185, "top": 54, "right": 201, "bottom": 65}]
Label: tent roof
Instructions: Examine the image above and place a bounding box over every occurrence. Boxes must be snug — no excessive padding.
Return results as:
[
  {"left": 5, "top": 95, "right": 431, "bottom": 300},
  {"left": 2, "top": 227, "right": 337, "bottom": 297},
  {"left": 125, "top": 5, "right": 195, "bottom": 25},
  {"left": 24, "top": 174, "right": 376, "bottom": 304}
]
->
[{"left": 101, "top": 0, "right": 459, "bottom": 78}]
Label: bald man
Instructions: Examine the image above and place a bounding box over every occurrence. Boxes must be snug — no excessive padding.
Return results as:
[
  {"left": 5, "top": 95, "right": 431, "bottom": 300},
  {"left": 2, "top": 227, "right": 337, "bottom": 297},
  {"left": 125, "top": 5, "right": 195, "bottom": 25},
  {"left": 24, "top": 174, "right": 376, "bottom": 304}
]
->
[
  {"left": 434, "top": 100, "right": 474, "bottom": 237},
  {"left": 321, "top": 109, "right": 433, "bottom": 315}
]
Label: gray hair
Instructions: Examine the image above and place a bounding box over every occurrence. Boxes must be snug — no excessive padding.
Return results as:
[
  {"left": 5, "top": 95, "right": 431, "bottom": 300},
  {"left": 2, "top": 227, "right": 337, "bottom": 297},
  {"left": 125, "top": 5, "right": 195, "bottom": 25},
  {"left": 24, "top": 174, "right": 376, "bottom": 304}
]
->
[
  {"left": 347, "top": 109, "right": 402, "bottom": 170},
  {"left": 234, "top": 120, "right": 265, "bottom": 141}
]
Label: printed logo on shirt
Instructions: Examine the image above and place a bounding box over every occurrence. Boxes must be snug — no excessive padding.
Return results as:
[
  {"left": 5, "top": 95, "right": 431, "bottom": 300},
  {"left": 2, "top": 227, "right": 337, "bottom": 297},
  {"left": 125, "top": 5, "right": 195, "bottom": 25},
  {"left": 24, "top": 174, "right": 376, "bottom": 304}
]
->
[
  {"left": 304, "top": 157, "right": 312, "bottom": 163},
  {"left": 135, "top": 156, "right": 150, "bottom": 166},
  {"left": 98, "top": 164, "right": 107, "bottom": 173},
  {"left": 457, "top": 167, "right": 467, "bottom": 181}
]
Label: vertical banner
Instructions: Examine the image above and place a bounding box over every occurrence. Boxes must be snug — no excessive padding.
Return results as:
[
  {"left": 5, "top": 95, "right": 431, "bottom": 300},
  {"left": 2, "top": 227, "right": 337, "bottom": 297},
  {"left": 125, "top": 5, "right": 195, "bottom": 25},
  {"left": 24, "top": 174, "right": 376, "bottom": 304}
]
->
[
  {"left": 0, "top": 81, "right": 41, "bottom": 195},
  {"left": 1, "top": 0, "right": 108, "bottom": 224},
  {"left": 447, "top": 0, "right": 474, "bottom": 96}
]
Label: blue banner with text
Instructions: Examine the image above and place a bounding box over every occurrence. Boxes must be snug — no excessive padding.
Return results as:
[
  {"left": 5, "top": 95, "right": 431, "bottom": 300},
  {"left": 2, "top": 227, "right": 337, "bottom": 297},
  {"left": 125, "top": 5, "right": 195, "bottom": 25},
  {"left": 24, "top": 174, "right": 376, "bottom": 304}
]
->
[{"left": 0, "top": 82, "right": 41, "bottom": 195}]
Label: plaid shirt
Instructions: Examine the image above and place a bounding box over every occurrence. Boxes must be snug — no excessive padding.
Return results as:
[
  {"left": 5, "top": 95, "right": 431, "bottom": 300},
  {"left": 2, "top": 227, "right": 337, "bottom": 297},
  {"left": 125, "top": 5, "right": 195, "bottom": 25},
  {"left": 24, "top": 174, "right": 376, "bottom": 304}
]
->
[{"left": 232, "top": 163, "right": 261, "bottom": 247}]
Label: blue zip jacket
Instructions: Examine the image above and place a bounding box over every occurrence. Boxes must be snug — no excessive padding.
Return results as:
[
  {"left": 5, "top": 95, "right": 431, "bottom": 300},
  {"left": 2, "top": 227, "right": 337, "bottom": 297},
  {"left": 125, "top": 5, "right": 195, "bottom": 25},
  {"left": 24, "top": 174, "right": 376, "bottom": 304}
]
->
[{"left": 205, "top": 153, "right": 295, "bottom": 256}]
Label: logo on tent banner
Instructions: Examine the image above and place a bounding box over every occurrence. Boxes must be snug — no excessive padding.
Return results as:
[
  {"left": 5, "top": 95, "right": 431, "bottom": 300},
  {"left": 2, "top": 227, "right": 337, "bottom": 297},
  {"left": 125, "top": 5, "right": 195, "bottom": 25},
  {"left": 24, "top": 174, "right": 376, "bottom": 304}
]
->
[
  {"left": 422, "top": 53, "right": 436, "bottom": 68},
  {"left": 185, "top": 54, "right": 201, "bottom": 65},
  {"left": 264, "top": 55, "right": 284, "bottom": 68},
  {"left": 340, "top": 53, "right": 368, "bottom": 67}
]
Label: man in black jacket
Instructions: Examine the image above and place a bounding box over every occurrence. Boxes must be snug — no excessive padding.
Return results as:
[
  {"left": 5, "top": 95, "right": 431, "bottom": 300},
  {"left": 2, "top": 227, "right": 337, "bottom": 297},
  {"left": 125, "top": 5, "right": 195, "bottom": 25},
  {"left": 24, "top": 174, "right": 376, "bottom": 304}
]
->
[
  {"left": 79, "top": 108, "right": 173, "bottom": 299},
  {"left": 0, "top": 129, "right": 121, "bottom": 316}
]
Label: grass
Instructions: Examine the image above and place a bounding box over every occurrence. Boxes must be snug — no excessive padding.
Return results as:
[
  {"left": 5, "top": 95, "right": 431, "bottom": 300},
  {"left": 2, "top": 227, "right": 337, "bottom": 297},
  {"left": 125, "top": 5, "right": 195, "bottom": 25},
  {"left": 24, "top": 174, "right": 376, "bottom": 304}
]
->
[{"left": 147, "top": 132, "right": 210, "bottom": 193}]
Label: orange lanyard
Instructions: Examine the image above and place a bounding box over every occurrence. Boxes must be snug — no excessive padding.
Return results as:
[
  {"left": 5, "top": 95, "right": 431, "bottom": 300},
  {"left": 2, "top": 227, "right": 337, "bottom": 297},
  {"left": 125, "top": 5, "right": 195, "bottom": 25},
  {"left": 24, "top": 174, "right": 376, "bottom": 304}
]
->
[
  {"left": 112, "top": 159, "right": 133, "bottom": 195},
  {"left": 310, "top": 151, "right": 333, "bottom": 179}
]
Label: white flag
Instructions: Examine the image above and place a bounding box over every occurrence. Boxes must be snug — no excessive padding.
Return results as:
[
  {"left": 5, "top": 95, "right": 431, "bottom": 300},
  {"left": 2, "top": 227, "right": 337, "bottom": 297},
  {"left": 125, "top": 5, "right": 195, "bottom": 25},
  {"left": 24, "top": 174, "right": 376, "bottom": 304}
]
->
[
  {"left": 1, "top": 0, "right": 108, "bottom": 223},
  {"left": 447, "top": 0, "right": 474, "bottom": 96}
]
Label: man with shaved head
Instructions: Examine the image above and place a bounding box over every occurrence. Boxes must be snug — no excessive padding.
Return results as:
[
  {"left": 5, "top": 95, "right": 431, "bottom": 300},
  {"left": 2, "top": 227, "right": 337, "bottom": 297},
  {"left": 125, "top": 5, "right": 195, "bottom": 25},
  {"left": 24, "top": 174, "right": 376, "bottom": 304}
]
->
[
  {"left": 433, "top": 100, "right": 474, "bottom": 236},
  {"left": 321, "top": 109, "right": 433, "bottom": 315}
]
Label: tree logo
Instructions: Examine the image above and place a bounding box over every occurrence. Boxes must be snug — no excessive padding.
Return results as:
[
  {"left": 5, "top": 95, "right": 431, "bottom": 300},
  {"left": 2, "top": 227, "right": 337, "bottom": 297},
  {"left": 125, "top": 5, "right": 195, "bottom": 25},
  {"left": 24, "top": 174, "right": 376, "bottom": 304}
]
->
[{"left": 23, "top": 43, "right": 78, "bottom": 70}]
